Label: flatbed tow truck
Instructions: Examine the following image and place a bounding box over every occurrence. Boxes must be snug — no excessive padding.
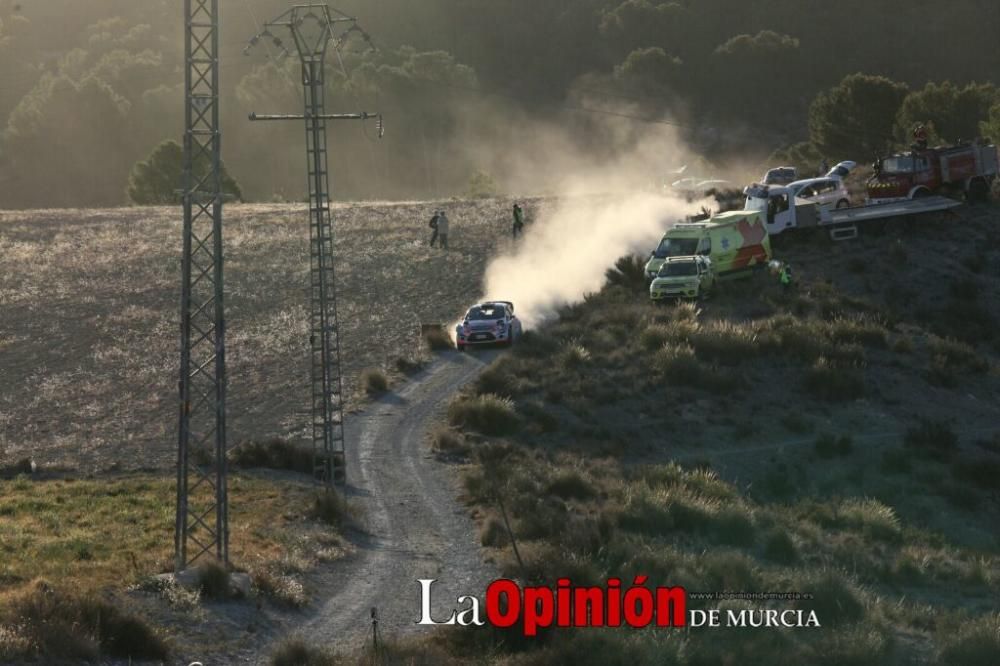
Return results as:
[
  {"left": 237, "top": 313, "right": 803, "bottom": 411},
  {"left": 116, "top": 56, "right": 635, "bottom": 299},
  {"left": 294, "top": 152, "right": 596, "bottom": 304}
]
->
[{"left": 742, "top": 184, "right": 963, "bottom": 241}]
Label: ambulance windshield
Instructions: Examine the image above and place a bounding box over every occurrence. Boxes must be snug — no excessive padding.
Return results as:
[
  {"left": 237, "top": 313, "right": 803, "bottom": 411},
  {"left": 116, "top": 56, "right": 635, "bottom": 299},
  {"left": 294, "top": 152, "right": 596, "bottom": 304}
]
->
[{"left": 653, "top": 237, "right": 698, "bottom": 258}]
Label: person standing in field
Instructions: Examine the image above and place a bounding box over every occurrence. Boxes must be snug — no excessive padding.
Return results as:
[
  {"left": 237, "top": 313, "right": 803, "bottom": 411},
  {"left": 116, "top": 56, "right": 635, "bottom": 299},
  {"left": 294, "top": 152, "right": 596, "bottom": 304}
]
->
[
  {"left": 437, "top": 209, "right": 450, "bottom": 249},
  {"left": 428, "top": 210, "right": 440, "bottom": 247},
  {"left": 512, "top": 202, "right": 525, "bottom": 239}
]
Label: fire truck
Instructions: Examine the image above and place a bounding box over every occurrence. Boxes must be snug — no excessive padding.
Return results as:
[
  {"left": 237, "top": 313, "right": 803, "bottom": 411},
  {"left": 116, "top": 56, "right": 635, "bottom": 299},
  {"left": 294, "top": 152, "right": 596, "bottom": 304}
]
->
[{"left": 867, "top": 131, "right": 998, "bottom": 203}]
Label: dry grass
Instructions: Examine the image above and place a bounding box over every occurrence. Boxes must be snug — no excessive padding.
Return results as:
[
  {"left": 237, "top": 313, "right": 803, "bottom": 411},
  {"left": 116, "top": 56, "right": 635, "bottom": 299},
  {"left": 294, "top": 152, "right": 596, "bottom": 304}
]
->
[
  {"left": 0, "top": 474, "right": 321, "bottom": 596},
  {"left": 0, "top": 200, "right": 518, "bottom": 473}
]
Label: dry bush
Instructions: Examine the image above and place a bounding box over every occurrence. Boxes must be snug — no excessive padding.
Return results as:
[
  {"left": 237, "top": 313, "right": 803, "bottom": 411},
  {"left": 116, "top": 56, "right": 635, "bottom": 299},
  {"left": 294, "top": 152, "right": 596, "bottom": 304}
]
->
[
  {"left": 1, "top": 581, "right": 168, "bottom": 661},
  {"left": 431, "top": 427, "right": 469, "bottom": 456},
  {"left": 360, "top": 368, "right": 389, "bottom": 396},
  {"left": 196, "top": 559, "right": 231, "bottom": 600},
  {"left": 251, "top": 566, "right": 308, "bottom": 608},
  {"left": 794, "top": 570, "right": 866, "bottom": 627},
  {"left": 545, "top": 469, "right": 597, "bottom": 500},
  {"left": 447, "top": 394, "right": 520, "bottom": 436},
  {"left": 935, "top": 613, "right": 1000, "bottom": 666},
  {"left": 604, "top": 254, "right": 648, "bottom": 292},
  {"left": 689, "top": 321, "right": 759, "bottom": 366},
  {"left": 763, "top": 529, "right": 798, "bottom": 564},
  {"left": 828, "top": 315, "right": 889, "bottom": 349},
  {"left": 424, "top": 327, "right": 453, "bottom": 351},
  {"left": 479, "top": 516, "right": 509, "bottom": 548},
  {"left": 310, "top": 489, "right": 355, "bottom": 528},
  {"left": 271, "top": 636, "right": 336, "bottom": 666},
  {"left": 927, "top": 336, "right": 988, "bottom": 372},
  {"left": 803, "top": 357, "right": 865, "bottom": 401},
  {"left": 810, "top": 624, "right": 895, "bottom": 666},
  {"left": 839, "top": 498, "right": 901, "bottom": 542},
  {"left": 229, "top": 438, "right": 312, "bottom": 474}
]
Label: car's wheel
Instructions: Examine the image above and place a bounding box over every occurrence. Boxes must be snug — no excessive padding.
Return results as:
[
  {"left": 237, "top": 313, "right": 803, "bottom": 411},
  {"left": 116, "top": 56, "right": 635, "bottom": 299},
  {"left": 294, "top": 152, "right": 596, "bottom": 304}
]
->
[{"left": 836, "top": 199, "right": 849, "bottom": 209}]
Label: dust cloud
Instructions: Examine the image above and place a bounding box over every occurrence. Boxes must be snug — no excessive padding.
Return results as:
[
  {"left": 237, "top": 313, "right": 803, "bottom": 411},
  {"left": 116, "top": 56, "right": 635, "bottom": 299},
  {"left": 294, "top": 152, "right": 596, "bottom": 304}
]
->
[{"left": 472, "top": 113, "right": 714, "bottom": 329}]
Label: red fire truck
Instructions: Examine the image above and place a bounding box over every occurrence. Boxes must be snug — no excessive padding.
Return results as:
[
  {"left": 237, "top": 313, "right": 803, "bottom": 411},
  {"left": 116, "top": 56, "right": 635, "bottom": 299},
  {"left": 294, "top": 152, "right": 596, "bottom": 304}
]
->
[{"left": 867, "top": 132, "right": 998, "bottom": 204}]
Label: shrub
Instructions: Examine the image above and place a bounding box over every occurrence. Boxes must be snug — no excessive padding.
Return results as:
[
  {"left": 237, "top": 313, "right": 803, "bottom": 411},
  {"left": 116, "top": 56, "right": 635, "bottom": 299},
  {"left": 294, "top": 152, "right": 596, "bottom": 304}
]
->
[
  {"left": 795, "top": 570, "right": 866, "bottom": 627},
  {"left": 928, "top": 336, "right": 988, "bottom": 372},
  {"left": 359, "top": 368, "right": 389, "bottom": 396},
  {"left": 690, "top": 322, "right": 759, "bottom": 366},
  {"left": 700, "top": 550, "right": 759, "bottom": 591},
  {"left": 310, "top": 490, "right": 353, "bottom": 527},
  {"left": 196, "top": 559, "right": 231, "bottom": 600},
  {"left": 936, "top": 613, "right": 1000, "bottom": 666},
  {"left": 252, "top": 566, "right": 308, "bottom": 608},
  {"left": 447, "top": 394, "right": 520, "bottom": 436},
  {"left": 815, "top": 433, "right": 854, "bottom": 458},
  {"left": 711, "top": 506, "right": 756, "bottom": 547},
  {"left": 654, "top": 343, "right": 732, "bottom": 392},
  {"left": 829, "top": 315, "right": 888, "bottom": 349},
  {"left": 546, "top": 470, "right": 597, "bottom": 500},
  {"left": 519, "top": 401, "right": 560, "bottom": 433},
  {"left": 4, "top": 582, "right": 168, "bottom": 660},
  {"left": 229, "top": 438, "right": 312, "bottom": 474},
  {"left": 803, "top": 357, "right": 865, "bottom": 401},
  {"left": 605, "top": 254, "right": 648, "bottom": 292},
  {"left": 839, "top": 498, "right": 901, "bottom": 541},
  {"left": 394, "top": 356, "right": 425, "bottom": 375},
  {"left": 480, "top": 516, "right": 509, "bottom": 548},
  {"left": 476, "top": 362, "right": 519, "bottom": 397},
  {"left": 424, "top": 327, "right": 453, "bottom": 351},
  {"left": 811, "top": 624, "right": 895, "bottom": 666},
  {"left": 431, "top": 427, "right": 469, "bottom": 456},
  {"left": 764, "top": 529, "right": 798, "bottom": 563},
  {"left": 904, "top": 419, "right": 958, "bottom": 461},
  {"left": 271, "top": 636, "right": 337, "bottom": 666}
]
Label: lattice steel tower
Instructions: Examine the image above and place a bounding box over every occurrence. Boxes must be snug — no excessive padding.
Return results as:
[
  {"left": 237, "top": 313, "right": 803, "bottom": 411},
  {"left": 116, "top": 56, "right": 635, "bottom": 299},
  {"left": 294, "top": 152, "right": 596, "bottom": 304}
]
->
[
  {"left": 175, "top": 0, "right": 228, "bottom": 569},
  {"left": 247, "top": 5, "right": 380, "bottom": 486}
]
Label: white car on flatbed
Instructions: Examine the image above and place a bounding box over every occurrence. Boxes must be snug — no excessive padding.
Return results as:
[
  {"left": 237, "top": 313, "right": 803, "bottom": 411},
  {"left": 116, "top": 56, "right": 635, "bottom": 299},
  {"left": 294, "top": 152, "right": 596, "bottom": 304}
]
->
[{"left": 455, "top": 301, "right": 522, "bottom": 351}]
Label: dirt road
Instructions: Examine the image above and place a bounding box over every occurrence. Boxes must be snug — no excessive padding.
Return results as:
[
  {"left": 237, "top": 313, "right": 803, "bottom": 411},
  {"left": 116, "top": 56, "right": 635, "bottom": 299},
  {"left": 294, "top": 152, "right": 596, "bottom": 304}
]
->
[{"left": 286, "top": 349, "right": 499, "bottom": 659}]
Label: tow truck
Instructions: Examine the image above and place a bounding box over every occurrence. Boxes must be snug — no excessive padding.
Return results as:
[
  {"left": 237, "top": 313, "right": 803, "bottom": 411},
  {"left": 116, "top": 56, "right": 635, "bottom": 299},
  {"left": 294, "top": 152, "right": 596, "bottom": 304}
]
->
[{"left": 743, "top": 184, "right": 962, "bottom": 241}]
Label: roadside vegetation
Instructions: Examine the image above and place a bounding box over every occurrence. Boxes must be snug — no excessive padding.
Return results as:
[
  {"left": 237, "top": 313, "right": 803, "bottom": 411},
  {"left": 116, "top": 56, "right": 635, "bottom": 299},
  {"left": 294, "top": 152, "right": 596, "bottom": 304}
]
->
[
  {"left": 0, "top": 473, "right": 348, "bottom": 661},
  {"left": 420, "top": 214, "right": 1000, "bottom": 664}
]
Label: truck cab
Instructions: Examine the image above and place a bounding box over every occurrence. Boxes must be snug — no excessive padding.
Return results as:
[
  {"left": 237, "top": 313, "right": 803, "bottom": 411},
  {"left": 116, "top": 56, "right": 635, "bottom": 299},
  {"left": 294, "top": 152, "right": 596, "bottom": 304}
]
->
[{"left": 744, "top": 184, "right": 827, "bottom": 235}]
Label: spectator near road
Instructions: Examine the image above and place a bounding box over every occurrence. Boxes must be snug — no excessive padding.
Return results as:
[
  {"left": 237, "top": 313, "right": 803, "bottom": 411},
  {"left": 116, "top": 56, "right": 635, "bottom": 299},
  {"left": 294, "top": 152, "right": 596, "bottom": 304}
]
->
[
  {"left": 512, "top": 203, "right": 525, "bottom": 239},
  {"left": 437, "top": 210, "right": 450, "bottom": 249},
  {"left": 428, "top": 210, "right": 440, "bottom": 247}
]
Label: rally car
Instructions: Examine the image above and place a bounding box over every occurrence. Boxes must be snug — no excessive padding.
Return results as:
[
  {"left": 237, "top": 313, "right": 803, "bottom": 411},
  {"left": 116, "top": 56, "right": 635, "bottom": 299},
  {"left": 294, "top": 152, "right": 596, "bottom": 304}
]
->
[{"left": 455, "top": 301, "right": 522, "bottom": 351}]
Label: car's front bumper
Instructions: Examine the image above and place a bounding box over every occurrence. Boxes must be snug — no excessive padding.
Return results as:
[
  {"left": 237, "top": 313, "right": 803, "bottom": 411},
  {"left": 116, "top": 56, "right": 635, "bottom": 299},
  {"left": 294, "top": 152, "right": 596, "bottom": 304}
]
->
[
  {"left": 650, "top": 283, "right": 699, "bottom": 300},
  {"left": 456, "top": 330, "right": 511, "bottom": 345}
]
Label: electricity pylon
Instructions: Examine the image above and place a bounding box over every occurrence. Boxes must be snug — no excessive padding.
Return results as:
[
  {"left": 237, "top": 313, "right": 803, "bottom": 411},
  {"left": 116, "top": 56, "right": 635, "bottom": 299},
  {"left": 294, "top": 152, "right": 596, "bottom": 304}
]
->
[
  {"left": 246, "top": 4, "right": 381, "bottom": 487},
  {"left": 175, "top": 0, "right": 228, "bottom": 569}
]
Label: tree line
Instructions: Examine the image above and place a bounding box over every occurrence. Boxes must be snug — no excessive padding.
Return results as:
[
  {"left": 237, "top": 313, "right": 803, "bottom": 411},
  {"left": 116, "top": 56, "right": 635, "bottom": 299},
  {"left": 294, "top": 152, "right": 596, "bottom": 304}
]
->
[{"left": 0, "top": 0, "right": 998, "bottom": 206}]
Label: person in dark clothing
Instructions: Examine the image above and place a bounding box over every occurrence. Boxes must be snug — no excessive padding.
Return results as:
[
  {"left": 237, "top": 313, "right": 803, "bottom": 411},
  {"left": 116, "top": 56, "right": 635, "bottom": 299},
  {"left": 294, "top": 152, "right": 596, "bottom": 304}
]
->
[
  {"left": 428, "top": 210, "right": 440, "bottom": 247},
  {"left": 512, "top": 203, "right": 525, "bottom": 239}
]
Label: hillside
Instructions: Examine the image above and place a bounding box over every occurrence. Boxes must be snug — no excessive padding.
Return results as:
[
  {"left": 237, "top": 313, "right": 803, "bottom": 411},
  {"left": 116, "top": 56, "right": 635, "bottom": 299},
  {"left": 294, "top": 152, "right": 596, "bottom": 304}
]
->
[
  {"left": 417, "top": 204, "right": 1000, "bottom": 664},
  {"left": 0, "top": 200, "right": 538, "bottom": 473}
]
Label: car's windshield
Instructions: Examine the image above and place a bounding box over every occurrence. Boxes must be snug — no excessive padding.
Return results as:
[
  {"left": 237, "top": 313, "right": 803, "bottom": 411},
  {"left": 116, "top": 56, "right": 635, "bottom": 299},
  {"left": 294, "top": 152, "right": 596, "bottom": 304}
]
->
[
  {"left": 466, "top": 305, "right": 505, "bottom": 320},
  {"left": 658, "top": 261, "right": 697, "bottom": 277},
  {"left": 653, "top": 237, "right": 698, "bottom": 258}
]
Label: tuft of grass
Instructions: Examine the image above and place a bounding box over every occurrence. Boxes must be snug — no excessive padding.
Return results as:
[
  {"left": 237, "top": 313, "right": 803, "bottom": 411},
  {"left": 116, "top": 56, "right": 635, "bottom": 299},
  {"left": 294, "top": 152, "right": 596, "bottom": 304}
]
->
[
  {"left": 689, "top": 321, "right": 759, "bottom": 366},
  {"left": 447, "top": 394, "right": 520, "bottom": 436},
  {"left": 828, "top": 315, "right": 888, "bottom": 349},
  {"left": 839, "top": 498, "right": 901, "bottom": 541},
  {"left": 424, "top": 327, "right": 453, "bottom": 351},
  {"left": 935, "top": 613, "right": 1000, "bottom": 666},
  {"left": 271, "top": 636, "right": 337, "bottom": 666},
  {"left": 359, "top": 368, "right": 389, "bottom": 396},
  {"left": 904, "top": 419, "right": 958, "bottom": 461},
  {"left": 795, "top": 570, "right": 866, "bottom": 627},
  {"left": 814, "top": 433, "right": 854, "bottom": 458},
  {"left": 393, "top": 356, "right": 425, "bottom": 375},
  {"left": 654, "top": 343, "right": 733, "bottom": 392},
  {"left": 803, "top": 357, "right": 865, "bottom": 401},
  {"left": 927, "top": 336, "right": 988, "bottom": 373},
  {"left": 811, "top": 624, "right": 895, "bottom": 666}
]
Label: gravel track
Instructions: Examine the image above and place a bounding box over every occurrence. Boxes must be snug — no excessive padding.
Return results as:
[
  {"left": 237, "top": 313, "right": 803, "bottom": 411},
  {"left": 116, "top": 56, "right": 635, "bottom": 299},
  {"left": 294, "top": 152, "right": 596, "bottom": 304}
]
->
[{"left": 283, "top": 350, "right": 499, "bottom": 659}]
